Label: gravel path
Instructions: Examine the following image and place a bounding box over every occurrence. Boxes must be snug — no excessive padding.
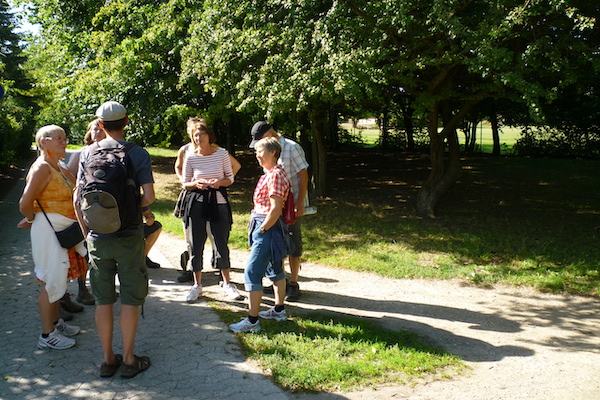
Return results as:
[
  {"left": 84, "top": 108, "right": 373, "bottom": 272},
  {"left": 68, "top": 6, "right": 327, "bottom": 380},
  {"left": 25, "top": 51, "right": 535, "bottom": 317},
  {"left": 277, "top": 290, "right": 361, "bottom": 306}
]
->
[{"left": 153, "top": 231, "right": 600, "bottom": 400}]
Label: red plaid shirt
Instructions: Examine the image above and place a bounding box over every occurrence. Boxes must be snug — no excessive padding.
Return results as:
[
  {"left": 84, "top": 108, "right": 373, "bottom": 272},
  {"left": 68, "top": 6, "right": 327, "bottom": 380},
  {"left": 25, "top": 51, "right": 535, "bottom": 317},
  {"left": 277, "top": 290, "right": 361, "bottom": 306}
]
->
[{"left": 253, "top": 165, "right": 290, "bottom": 215}]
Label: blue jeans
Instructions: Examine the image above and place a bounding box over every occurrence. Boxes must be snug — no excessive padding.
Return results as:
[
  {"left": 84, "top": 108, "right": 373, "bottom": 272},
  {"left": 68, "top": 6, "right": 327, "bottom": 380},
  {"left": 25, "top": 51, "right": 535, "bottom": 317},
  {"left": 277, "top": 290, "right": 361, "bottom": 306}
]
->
[{"left": 244, "top": 222, "right": 286, "bottom": 292}]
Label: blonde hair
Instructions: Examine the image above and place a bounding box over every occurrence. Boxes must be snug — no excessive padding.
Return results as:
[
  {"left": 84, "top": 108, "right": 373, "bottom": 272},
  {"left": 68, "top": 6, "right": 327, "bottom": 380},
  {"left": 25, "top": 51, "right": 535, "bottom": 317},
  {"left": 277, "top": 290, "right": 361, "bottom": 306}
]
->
[
  {"left": 84, "top": 119, "right": 98, "bottom": 145},
  {"left": 35, "top": 125, "right": 66, "bottom": 150},
  {"left": 186, "top": 117, "right": 206, "bottom": 136}
]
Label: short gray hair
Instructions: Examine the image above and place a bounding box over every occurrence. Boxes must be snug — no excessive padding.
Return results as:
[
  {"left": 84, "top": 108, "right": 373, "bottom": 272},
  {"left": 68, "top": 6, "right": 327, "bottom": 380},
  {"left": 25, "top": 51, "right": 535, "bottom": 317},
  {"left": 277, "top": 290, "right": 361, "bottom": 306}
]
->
[{"left": 254, "top": 137, "right": 281, "bottom": 159}]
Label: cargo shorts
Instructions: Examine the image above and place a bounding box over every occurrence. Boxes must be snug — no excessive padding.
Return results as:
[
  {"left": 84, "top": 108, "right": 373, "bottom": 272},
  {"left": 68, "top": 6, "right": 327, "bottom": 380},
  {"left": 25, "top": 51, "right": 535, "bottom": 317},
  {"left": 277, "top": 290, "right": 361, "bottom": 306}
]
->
[{"left": 88, "top": 231, "right": 148, "bottom": 306}]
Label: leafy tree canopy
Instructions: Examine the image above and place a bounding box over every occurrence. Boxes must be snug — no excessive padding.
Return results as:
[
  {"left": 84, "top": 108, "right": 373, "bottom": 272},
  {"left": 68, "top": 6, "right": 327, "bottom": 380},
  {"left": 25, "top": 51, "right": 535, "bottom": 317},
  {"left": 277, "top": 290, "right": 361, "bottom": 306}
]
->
[
  {"left": 14, "top": 0, "right": 600, "bottom": 212},
  {"left": 21, "top": 0, "right": 204, "bottom": 145},
  {"left": 1, "top": 0, "right": 36, "bottom": 164}
]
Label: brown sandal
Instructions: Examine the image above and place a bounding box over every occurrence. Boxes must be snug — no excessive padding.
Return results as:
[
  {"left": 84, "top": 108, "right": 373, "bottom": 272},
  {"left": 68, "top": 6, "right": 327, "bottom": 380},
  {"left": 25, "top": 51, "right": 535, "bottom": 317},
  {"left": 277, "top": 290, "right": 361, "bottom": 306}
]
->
[
  {"left": 121, "top": 355, "right": 151, "bottom": 379},
  {"left": 100, "top": 354, "right": 123, "bottom": 378}
]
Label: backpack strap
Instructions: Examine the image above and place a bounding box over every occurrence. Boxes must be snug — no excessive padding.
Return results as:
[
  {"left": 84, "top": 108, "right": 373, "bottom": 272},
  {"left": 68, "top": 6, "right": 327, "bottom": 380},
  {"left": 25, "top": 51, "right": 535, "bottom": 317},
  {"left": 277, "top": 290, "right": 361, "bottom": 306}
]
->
[
  {"left": 95, "top": 139, "right": 136, "bottom": 152},
  {"left": 36, "top": 200, "right": 57, "bottom": 232},
  {"left": 93, "top": 140, "right": 139, "bottom": 180}
]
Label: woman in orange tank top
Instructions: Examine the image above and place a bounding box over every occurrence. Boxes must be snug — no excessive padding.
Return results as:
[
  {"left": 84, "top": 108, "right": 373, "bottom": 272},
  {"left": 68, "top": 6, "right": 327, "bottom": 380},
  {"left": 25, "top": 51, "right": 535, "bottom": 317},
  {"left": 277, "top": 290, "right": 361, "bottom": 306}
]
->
[{"left": 17, "top": 125, "right": 86, "bottom": 350}]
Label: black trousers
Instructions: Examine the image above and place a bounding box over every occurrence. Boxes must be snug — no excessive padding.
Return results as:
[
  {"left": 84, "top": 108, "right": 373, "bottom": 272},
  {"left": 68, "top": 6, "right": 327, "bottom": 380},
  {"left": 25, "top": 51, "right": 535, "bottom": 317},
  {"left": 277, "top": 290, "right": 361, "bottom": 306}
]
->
[{"left": 187, "top": 201, "right": 231, "bottom": 272}]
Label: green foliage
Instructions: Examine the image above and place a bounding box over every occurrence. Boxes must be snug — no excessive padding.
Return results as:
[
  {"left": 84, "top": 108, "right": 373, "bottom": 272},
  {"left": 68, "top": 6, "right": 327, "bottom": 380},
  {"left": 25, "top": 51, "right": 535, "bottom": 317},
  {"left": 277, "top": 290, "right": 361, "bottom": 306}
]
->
[
  {"left": 13, "top": 0, "right": 600, "bottom": 164},
  {"left": 527, "top": 83, "right": 600, "bottom": 157},
  {"left": 155, "top": 104, "right": 205, "bottom": 148},
  {"left": 22, "top": 0, "right": 206, "bottom": 144},
  {"left": 179, "top": 0, "right": 600, "bottom": 158},
  {"left": 514, "top": 126, "right": 600, "bottom": 158},
  {"left": 182, "top": 1, "right": 378, "bottom": 117},
  {"left": 0, "top": 0, "right": 36, "bottom": 165},
  {"left": 336, "top": 125, "right": 366, "bottom": 148}
]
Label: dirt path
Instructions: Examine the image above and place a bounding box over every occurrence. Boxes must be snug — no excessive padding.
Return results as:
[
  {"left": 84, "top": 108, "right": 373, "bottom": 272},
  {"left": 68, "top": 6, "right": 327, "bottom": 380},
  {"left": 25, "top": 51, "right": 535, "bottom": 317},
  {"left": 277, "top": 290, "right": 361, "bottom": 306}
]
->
[{"left": 152, "top": 231, "right": 600, "bottom": 400}]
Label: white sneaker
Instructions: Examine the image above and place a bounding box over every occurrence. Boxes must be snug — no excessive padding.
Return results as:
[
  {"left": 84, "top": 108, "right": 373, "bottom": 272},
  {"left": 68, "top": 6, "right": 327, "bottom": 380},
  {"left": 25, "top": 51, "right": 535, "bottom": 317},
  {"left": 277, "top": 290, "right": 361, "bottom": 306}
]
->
[
  {"left": 222, "top": 282, "right": 243, "bottom": 300},
  {"left": 37, "top": 329, "right": 75, "bottom": 350},
  {"left": 229, "top": 317, "right": 261, "bottom": 333},
  {"left": 54, "top": 318, "right": 80, "bottom": 336},
  {"left": 186, "top": 284, "right": 202, "bottom": 303},
  {"left": 259, "top": 307, "right": 287, "bottom": 321}
]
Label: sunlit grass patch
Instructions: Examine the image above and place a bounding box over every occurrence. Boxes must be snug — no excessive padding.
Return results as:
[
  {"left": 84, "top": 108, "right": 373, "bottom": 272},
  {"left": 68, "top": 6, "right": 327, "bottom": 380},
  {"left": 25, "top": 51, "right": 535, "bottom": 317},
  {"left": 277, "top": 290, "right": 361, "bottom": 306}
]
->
[
  {"left": 146, "top": 147, "right": 179, "bottom": 158},
  {"left": 216, "top": 307, "right": 463, "bottom": 392}
]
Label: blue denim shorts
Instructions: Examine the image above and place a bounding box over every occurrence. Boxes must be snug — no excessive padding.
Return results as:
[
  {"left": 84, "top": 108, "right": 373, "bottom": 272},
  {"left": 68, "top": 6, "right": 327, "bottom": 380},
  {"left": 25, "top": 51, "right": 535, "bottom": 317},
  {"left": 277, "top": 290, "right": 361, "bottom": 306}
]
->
[{"left": 244, "top": 221, "right": 286, "bottom": 292}]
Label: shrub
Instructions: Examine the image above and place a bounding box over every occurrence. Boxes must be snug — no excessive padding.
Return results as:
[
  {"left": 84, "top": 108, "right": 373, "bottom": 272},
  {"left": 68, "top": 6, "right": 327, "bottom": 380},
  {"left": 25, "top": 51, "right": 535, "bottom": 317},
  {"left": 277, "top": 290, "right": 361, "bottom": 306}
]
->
[{"left": 513, "top": 126, "right": 600, "bottom": 159}]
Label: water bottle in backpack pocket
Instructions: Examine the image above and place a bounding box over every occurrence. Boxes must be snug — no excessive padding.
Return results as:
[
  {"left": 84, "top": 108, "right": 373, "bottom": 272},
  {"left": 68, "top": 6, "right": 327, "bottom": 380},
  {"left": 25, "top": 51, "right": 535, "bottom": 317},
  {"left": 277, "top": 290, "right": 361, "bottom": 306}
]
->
[{"left": 80, "top": 141, "right": 141, "bottom": 234}]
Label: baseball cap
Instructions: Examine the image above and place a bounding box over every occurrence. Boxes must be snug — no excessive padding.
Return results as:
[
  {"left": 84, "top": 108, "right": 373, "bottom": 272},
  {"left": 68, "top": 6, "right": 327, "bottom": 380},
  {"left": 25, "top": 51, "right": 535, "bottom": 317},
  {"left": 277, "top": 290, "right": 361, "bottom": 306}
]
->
[
  {"left": 249, "top": 121, "right": 272, "bottom": 148},
  {"left": 96, "top": 101, "right": 127, "bottom": 122}
]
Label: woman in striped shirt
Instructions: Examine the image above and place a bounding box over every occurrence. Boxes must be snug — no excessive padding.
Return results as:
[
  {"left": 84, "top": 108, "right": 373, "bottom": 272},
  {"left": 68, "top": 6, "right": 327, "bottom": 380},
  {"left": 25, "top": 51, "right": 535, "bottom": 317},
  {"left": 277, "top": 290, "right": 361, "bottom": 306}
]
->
[
  {"left": 173, "top": 117, "right": 241, "bottom": 284},
  {"left": 181, "top": 120, "right": 241, "bottom": 302}
]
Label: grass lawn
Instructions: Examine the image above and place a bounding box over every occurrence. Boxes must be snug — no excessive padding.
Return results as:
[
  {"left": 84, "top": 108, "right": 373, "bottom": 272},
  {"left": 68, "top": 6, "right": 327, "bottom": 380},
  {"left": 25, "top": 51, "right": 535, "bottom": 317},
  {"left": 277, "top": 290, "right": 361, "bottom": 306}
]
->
[
  {"left": 148, "top": 147, "right": 467, "bottom": 391},
  {"left": 340, "top": 121, "right": 523, "bottom": 154},
  {"left": 144, "top": 143, "right": 599, "bottom": 392},
  {"left": 148, "top": 146, "right": 600, "bottom": 298}
]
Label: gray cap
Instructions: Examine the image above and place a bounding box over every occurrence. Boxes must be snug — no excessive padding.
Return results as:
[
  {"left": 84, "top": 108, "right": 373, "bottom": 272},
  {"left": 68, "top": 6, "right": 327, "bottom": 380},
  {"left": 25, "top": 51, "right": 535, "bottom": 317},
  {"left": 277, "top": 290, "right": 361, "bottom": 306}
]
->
[{"left": 96, "top": 101, "right": 127, "bottom": 122}]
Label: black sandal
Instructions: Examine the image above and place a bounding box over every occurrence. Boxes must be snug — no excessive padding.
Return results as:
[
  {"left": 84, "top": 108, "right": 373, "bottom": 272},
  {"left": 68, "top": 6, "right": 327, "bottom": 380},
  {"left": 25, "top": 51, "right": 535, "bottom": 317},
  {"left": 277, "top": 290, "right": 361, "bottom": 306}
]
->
[
  {"left": 100, "top": 354, "right": 123, "bottom": 378},
  {"left": 121, "top": 355, "right": 151, "bottom": 379}
]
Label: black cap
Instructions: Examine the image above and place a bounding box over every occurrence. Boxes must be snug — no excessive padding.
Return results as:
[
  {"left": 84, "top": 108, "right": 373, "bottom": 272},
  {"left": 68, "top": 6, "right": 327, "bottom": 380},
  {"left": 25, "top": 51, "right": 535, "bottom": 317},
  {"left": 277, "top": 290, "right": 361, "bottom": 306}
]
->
[{"left": 249, "top": 121, "right": 272, "bottom": 148}]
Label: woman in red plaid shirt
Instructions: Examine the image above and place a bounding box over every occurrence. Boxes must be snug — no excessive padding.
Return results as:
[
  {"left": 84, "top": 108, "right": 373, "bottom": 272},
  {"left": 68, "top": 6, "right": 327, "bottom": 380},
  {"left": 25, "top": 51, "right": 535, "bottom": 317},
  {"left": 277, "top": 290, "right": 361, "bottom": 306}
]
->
[{"left": 229, "top": 137, "right": 292, "bottom": 333}]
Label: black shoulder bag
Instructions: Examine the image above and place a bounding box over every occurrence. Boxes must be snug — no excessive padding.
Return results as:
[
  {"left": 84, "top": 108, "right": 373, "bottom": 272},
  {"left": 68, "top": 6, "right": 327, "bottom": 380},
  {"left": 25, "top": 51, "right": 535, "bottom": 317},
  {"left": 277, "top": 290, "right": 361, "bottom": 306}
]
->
[{"left": 36, "top": 200, "right": 85, "bottom": 249}]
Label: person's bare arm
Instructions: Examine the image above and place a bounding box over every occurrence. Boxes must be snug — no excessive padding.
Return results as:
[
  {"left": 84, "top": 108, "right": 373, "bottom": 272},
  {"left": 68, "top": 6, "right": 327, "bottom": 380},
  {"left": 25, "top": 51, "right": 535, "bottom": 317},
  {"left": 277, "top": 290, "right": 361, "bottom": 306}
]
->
[
  {"left": 174, "top": 146, "right": 186, "bottom": 183},
  {"left": 141, "top": 183, "right": 155, "bottom": 208},
  {"left": 66, "top": 151, "right": 80, "bottom": 177},
  {"left": 229, "top": 154, "right": 241, "bottom": 177},
  {"left": 17, "top": 163, "right": 51, "bottom": 228},
  {"left": 295, "top": 168, "right": 309, "bottom": 217},
  {"left": 73, "top": 185, "right": 89, "bottom": 236},
  {"left": 207, "top": 178, "right": 232, "bottom": 189}
]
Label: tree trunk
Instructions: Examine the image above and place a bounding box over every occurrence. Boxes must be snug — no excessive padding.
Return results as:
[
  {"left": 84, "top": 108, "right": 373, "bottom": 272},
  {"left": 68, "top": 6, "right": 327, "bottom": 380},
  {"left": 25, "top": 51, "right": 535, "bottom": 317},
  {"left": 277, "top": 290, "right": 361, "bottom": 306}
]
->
[
  {"left": 381, "top": 109, "right": 389, "bottom": 149},
  {"left": 490, "top": 108, "right": 500, "bottom": 156},
  {"left": 309, "top": 109, "right": 328, "bottom": 197},
  {"left": 417, "top": 100, "right": 478, "bottom": 217},
  {"left": 463, "top": 121, "right": 471, "bottom": 154},
  {"left": 403, "top": 106, "right": 415, "bottom": 151},
  {"left": 327, "top": 109, "right": 339, "bottom": 151},
  {"left": 417, "top": 107, "right": 448, "bottom": 217},
  {"left": 224, "top": 115, "right": 234, "bottom": 155},
  {"left": 299, "top": 111, "right": 312, "bottom": 168},
  {"left": 469, "top": 119, "right": 478, "bottom": 153}
]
